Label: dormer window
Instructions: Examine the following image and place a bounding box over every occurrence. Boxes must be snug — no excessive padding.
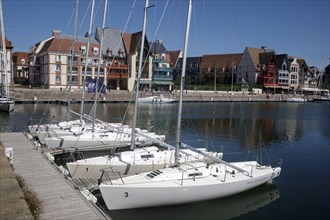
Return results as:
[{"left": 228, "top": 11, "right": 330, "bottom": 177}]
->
[
  {"left": 118, "top": 49, "right": 124, "bottom": 58},
  {"left": 282, "top": 61, "right": 287, "bottom": 70},
  {"left": 107, "top": 48, "right": 112, "bottom": 57},
  {"left": 93, "top": 47, "right": 99, "bottom": 55},
  {"left": 21, "top": 59, "right": 25, "bottom": 65},
  {"left": 80, "top": 46, "right": 86, "bottom": 54}
]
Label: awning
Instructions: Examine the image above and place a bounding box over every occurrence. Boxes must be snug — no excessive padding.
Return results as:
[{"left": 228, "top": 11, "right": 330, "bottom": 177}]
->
[
  {"left": 140, "top": 79, "right": 152, "bottom": 84},
  {"left": 153, "top": 80, "right": 174, "bottom": 85},
  {"left": 302, "top": 88, "right": 329, "bottom": 92},
  {"left": 264, "top": 85, "right": 289, "bottom": 89}
]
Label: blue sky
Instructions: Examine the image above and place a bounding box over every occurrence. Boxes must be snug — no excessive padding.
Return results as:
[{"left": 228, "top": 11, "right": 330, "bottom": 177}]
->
[{"left": 2, "top": 0, "right": 329, "bottom": 69}]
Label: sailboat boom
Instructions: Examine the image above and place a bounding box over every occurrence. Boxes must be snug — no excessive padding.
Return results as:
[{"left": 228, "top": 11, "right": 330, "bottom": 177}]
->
[{"left": 181, "top": 143, "right": 250, "bottom": 176}]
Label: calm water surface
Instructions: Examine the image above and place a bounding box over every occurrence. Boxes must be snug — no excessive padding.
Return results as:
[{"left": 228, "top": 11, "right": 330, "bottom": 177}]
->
[{"left": 1, "top": 102, "right": 329, "bottom": 220}]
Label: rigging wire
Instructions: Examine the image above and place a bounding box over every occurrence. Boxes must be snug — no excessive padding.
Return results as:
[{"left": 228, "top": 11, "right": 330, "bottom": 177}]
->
[{"left": 27, "top": 6, "right": 77, "bottom": 130}]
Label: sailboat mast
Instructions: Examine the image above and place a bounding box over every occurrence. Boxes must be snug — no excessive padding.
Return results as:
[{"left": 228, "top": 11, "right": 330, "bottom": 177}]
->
[
  {"left": 130, "top": 0, "right": 149, "bottom": 150},
  {"left": 0, "top": 0, "right": 9, "bottom": 99},
  {"left": 67, "top": 0, "right": 79, "bottom": 121},
  {"left": 80, "top": 0, "right": 95, "bottom": 124},
  {"left": 175, "top": 0, "right": 192, "bottom": 166},
  {"left": 92, "top": 0, "right": 108, "bottom": 132}
]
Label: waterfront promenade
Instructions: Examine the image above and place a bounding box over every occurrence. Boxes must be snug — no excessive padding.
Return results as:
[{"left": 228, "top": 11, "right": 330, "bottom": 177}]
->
[{"left": 10, "top": 87, "right": 312, "bottom": 103}]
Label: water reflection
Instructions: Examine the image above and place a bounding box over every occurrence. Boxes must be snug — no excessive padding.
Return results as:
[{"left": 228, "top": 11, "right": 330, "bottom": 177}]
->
[
  {"left": 1, "top": 102, "right": 329, "bottom": 148},
  {"left": 106, "top": 183, "right": 280, "bottom": 220}
]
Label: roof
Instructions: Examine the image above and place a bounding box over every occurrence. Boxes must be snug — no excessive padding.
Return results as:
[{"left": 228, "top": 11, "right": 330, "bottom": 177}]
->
[
  {"left": 176, "top": 56, "right": 202, "bottom": 69},
  {"left": 0, "top": 33, "right": 14, "bottom": 49},
  {"left": 167, "top": 50, "right": 181, "bottom": 67},
  {"left": 288, "top": 56, "right": 308, "bottom": 68},
  {"left": 129, "top": 31, "right": 143, "bottom": 54},
  {"left": 12, "top": 52, "right": 29, "bottom": 65},
  {"left": 122, "top": 31, "right": 150, "bottom": 56},
  {"left": 38, "top": 35, "right": 100, "bottom": 56},
  {"left": 246, "top": 47, "right": 264, "bottom": 70},
  {"left": 95, "top": 27, "right": 126, "bottom": 57},
  {"left": 259, "top": 52, "right": 275, "bottom": 65},
  {"left": 275, "top": 54, "right": 289, "bottom": 70},
  {"left": 122, "top": 33, "right": 132, "bottom": 55},
  {"left": 200, "top": 53, "right": 242, "bottom": 71},
  {"left": 149, "top": 40, "right": 167, "bottom": 54}
]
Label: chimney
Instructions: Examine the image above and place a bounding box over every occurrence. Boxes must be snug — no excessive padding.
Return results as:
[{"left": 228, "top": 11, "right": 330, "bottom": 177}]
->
[{"left": 52, "top": 30, "right": 61, "bottom": 37}]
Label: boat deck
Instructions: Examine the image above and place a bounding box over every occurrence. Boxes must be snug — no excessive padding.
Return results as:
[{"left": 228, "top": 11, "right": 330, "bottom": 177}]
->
[{"left": 0, "top": 132, "right": 109, "bottom": 220}]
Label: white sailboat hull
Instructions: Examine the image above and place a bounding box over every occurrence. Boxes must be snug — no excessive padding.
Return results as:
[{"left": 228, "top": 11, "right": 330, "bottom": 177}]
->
[
  {"left": 0, "top": 98, "right": 14, "bottom": 112},
  {"left": 29, "top": 121, "right": 119, "bottom": 145},
  {"left": 43, "top": 129, "right": 165, "bottom": 149},
  {"left": 138, "top": 95, "right": 175, "bottom": 103},
  {"left": 99, "top": 162, "right": 281, "bottom": 210},
  {"left": 67, "top": 147, "right": 222, "bottom": 178}
]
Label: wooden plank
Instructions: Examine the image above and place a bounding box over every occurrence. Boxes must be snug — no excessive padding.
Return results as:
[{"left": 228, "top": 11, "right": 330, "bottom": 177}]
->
[{"left": 0, "top": 132, "right": 108, "bottom": 220}]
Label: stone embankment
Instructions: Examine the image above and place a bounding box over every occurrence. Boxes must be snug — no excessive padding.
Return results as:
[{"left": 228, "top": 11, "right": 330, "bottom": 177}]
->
[{"left": 10, "top": 87, "right": 313, "bottom": 103}]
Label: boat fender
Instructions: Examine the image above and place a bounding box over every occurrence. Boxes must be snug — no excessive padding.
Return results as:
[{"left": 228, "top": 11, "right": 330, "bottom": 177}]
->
[
  {"left": 34, "top": 141, "right": 41, "bottom": 149},
  {"left": 80, "top": 188, "right": 97, "bottom": 203},
  {"left": 26, "top": 133, "right": 33, "bottom": 140},
  {"left": 58, "top": 165, "right": 70, "bottom": 176},
  {"left": 45, "top": 152, "right": 54, "bottom": 162}
]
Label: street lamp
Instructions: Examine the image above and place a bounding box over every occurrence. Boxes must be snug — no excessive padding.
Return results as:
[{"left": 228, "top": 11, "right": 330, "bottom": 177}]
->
[
  {"left": 214, "top": 68, "right": 216, "bottom": 94},
  {"left": 231, "top": 65, "right": 236, "bottom": 92}
]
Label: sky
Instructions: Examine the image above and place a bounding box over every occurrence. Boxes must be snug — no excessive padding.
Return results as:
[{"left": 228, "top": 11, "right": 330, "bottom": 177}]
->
[{"left": 2, "top": 0, "right": 330, "bottom": 69}]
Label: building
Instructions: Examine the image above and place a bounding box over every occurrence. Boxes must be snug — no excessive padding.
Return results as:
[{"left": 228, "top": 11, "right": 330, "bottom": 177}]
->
[
  {"left": 0, "top": 33, "right": 14, "bottom": 85},
  {"left": 324, "top": 64, "right": 330, "bottom": 90},
  {"left": 149, "top": 40, "right": 174, "bottom": 91},
  {"left": 12, "top": 52, "right": 29, "bottom": 84},
  {"left": 237, "top": 47, "right": 265, "bottom": 85},
  {"left": 288, "top": 57, "right": 299, "bottom": 92},
  {"left": 122, "top": 31, "right": 153, "bottom": 91},
  {"left": 276, "top": 54, "right": 290, "bottom": 90},
  {"left": 28, "top": 30, "right": 101, "bottom": 89},
  {"left": 95, "top": 27, "right": 129, "bottom": 91},
  {"left": 199, "top": 53, "right": 242, "bottom": 89},
  {"left": 174, "top": 56, "right": 202, "bottom": 87},
  {"left": 258, "top": 51, "right": 277, "bottom": 89}
]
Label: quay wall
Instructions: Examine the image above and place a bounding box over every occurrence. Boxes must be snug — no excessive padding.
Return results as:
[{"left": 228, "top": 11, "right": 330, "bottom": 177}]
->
[{"left": 10, "top": 87, "right": 313, "bottom": 103}]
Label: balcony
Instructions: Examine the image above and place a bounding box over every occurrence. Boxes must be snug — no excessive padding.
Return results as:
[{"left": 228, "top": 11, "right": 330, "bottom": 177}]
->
[
  {"left": 107, "top": 63, "right": 129, "bottom": 69},
  {"left": 108, "top": 72, "right": 129, "bottom": 79},
  {"left": 153, "top": 66, "right": 173, "bottom": 73},
  {"left": 153, "top": 74, "right": 173, "bottom": 81}
]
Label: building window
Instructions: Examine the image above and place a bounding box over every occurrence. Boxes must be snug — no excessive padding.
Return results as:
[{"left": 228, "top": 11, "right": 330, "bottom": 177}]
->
[
  {"left": 56, "top": 77, "right": 60, "bottom": 84},
  {"left": 56, "top": 65, "right": 60, "bottom": 71},
  {"left": 107, "top": 48, "right": 112, "bottom": 57},
  {"left": 80, "top": 46, "right": 86, "bottom": 54},
  {"left": 56, "top": 55, "right": 61, "bottom": 62},
  {"left": 118, "top": 49, "right": 124, "bottom": 57},
  {"left": 93, "top": 47, "right": 99, "bottom": 55}
]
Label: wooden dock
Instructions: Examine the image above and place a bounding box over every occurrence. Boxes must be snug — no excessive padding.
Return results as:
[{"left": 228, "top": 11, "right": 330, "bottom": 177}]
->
[{"left": 0, "top": 132, "right": 109, "bottom": 220}]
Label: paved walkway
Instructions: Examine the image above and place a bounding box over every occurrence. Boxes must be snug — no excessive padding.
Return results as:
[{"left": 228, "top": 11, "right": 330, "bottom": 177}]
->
[{"left": 0, "top": 133, "right": 108, "bottom": 220}]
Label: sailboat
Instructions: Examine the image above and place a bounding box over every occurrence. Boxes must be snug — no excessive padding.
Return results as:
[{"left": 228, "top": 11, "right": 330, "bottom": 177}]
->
[
  {"left": 0, "top": 0, "right": 14, "bottom": 112},
  {"left": 27, "top": 0, "right": 165, "bottom": 150},
  {"left": 108, "top": 183, "right": 280, "bottom": 220},
  {"left": 65, "top": 0, "right": 222, "bottom": 178},
  {"left": 99, "top": 0, "right": 281, "bottom": 210}
]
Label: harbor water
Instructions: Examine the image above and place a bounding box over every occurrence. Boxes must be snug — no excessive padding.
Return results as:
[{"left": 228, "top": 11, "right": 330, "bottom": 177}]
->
[{"left": 1, "top": 101, "right": 329, "bottom": 220}]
